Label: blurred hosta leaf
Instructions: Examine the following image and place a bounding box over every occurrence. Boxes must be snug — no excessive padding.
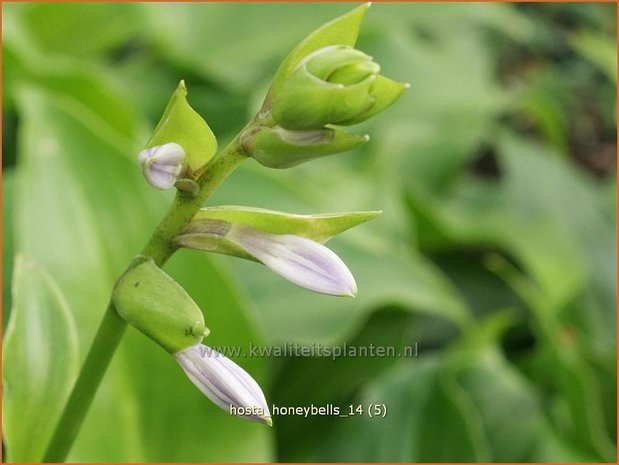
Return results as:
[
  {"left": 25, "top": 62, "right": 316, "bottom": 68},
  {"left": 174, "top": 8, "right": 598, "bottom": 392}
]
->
[
  {"left": 408, "top": 133, "right": 614, "bottom": 330},
  {"left": 142, "top": 3, "right": 352, "bottom": 92},
  {"left": 569, "top": 29, "right": 617, "bottom": 83},
  {"left": 3, "top": 27, "right": 142, "bottom": 147},
  {"left": 12, "top": 85, "right": 272, "bottom": 461},
  {"left": 2, "top": 255, "right": 79, "bottom": 462},
  {"left": 456, "top": 347, "right": 596, "bottom": 461},
  {"left": 485, "top": 257, "right": 615, "bottom": 461},
  {"left": 273, "top": 308, "right": 453, "bottom": 462},
  {"left": 5, "top": 2, "right": 142, "bottom": 59},
  {"left": 319, "top": 357, "right": 489, "bottom": 461}
]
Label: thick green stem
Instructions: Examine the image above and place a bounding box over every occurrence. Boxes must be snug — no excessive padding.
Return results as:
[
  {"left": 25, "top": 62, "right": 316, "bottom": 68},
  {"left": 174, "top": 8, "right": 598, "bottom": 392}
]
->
[{"left": 43, "top": 138, "right": 248, "bottom": 462}]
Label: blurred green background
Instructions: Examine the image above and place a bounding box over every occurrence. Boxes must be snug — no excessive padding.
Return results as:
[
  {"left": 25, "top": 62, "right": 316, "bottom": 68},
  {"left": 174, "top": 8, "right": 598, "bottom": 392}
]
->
[{"left": 2, "top": 2, "right": 616, "bottom": 462}]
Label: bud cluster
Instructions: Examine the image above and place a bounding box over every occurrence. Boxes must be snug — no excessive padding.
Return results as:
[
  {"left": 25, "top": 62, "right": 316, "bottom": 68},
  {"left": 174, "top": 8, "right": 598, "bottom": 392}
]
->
[{"left": 240, "top": 4, "right": 407, "bottom": 168}]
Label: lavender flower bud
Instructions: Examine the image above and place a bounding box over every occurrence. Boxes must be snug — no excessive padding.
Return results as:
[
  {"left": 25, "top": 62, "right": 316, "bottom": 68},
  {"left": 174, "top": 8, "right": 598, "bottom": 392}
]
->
[
  {"left": 138, "top": 142, "right": 186, "bottom": 190},
  {"left": 175, "top": 344, "right": 272, "bottom": 425},
  {"left": 227, "top": 225, "right": 357, "bottom": 297}
]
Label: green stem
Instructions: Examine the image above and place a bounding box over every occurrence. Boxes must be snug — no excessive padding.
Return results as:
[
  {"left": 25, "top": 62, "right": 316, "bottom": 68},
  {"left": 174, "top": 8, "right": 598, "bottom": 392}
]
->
[{"left": 43, "top": 138, "right": 248, "bottom": 462}]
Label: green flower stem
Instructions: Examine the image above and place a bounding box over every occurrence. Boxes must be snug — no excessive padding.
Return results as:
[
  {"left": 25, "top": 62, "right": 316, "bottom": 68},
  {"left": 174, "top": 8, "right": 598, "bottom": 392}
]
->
[{"left": 43, "top": 137, "right": 248, "bottom": 463}]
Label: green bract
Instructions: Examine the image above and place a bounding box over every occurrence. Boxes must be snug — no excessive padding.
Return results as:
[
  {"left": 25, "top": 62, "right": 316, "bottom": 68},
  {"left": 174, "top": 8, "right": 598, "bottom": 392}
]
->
[
  {"left": 269, "top": 3, "right": 370, "bottom": 93},
  {"left": 272, "top": 45, "right": 406, "bottom": 130},
  {"left": 176, "top": 206, "right": 381, "bottom": 249},
  {"left": 112, "top": 256, "right": 209, "bottom": 354},
  {"left": 242, "top": 126, "right": 368, "bottom": 168},
  {"left": 145, "top": 80, "right": 217, "bottom": 178}
]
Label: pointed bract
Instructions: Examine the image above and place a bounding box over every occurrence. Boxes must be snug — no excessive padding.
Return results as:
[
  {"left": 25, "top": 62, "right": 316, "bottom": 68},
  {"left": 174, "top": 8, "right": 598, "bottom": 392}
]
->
[{"left": 175, "top": 344, "right": 272, "bottom": 425}]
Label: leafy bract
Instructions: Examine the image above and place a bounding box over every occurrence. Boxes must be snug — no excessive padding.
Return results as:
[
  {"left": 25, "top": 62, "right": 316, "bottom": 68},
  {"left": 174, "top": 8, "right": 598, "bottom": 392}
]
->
[
  {"left": 188, "top": 206, "right": 380, "bottom": 243},
  {"left": 146, "top": 81, "right": 218, "bottom": 176},
  {"left": 270, "top": 3, "right": 370, "bottom": 92}
]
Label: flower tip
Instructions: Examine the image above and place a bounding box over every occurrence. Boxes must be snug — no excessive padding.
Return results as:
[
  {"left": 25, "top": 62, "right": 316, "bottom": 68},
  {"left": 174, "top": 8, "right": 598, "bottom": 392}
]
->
[
  {"left": 263, "top": 416, "right": 274, "bottom": 427},
  {"left": 363, "top": 134, "right": 371, "bottom": 142},
  {"left": 403, "top": 82, "right": 411, "bottom": 89},
  {"left": 344, "top": 279, "right": 358, "bottom": 297}
]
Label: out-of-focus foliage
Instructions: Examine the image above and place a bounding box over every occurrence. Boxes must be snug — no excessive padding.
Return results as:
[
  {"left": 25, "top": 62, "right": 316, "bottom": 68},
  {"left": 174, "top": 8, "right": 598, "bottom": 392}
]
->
[{"left": 2, "top": 3, "right": 616, "bottom": 462}]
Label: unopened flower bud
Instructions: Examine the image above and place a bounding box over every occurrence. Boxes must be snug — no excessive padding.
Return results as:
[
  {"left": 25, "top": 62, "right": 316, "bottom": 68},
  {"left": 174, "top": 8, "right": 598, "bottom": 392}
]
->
[
  {"left": 138, "top": 142, "right": 186, "bottom": 190},
  {"left": 230, "top": 226, "right": 357, "bottom": 296},
  {"left": 112, "top": 256, "right": 208, "bottom": 353},
  {"left": 175, "top": 344, "right": 272, "bottom": 425},
  {"left": 271, "top": 45, "right": 406, "bottom": 130}
]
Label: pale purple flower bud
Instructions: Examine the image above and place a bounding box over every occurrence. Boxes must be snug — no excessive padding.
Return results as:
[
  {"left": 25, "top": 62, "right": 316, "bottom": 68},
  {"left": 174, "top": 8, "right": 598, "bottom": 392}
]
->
[
  {"left": 138, "top": 142, "right": 186, "bottom": 190},
  {"left": 228, "top": 226, "right": 357, "bottom": 297},
  {"left": 175, "top": 344, "right": 272, "bottom": 425}
]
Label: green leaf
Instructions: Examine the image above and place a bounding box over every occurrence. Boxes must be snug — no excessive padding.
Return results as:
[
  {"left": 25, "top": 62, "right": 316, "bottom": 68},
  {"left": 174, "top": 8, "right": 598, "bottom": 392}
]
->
[
  {"left": 569, "top": 29, "right": 617, "bottom": 83},
  {"left": 456, "top": 347, "right": 598, "bottom": 461},
  {"left": 4, "top": 2, "right": 141, "bottom": 59},
  {"left": 3, "top": 18, "right": 141, "bottom": 146},
  {"left": 190, "top": 206, "right": 380, "bottom": 243},
  {"left": 273, "top": 308, "right": 425, "bottom": 461},
  {"left": 270, "top": 3, "right": 370, "bottom": 92},
  {"left": 318, "top": 357, "right": 489, "bottom": 461},
  {"left": 408, "top": 132, "right": 615, "bottom": 343},
  {"left": 2, "top": 255, "right": 79, "bottom": 462},
  {"left": 146, "top": 81, "right": 217, "bottom": 176}
]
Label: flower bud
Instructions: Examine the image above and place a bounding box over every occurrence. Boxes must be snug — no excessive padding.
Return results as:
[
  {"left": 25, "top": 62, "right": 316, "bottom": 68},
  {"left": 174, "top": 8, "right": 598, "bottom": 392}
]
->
[
  {"left": 175, "top": 220, "right": 357, "bottom": 297},
  {"left": 175, "top": 344, "right": 272, "bottom": 425},
  {"left": 271, "top": 45, "right": 406, "bottom": 130},
  {"left": 229, "top": 225, "right": 357, "bottom": 296},
  {"left": 242, "top": 125, "right": 368, "bottom": 168},
  {"left": 112, "top": 256, "right": 208, "bottom": 353},
  {"left": 138, "top": 142, "right": 186, "bottom": 190}
]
